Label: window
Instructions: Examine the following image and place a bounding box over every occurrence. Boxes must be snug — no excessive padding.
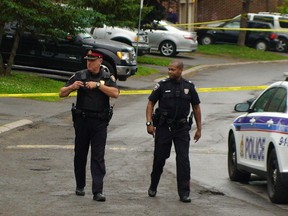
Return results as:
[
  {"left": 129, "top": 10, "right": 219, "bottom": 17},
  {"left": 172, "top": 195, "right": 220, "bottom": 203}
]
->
[
  {"left": 252, "top": 87, "right": 277, "bottom": 112},
  {"left": 253, "top": 16, "right": 274, "bottom": 26},
  {"left": 252, "top": 87, "right": 287, "bottom": 113},
  {"left": 279, "top": 17, "right": 288, "bottom": 28},
  {"left": 224, "top": 21, "right": 240, "bottom": 29},
  {"left": 266, "top": 87, "right": 287, "bottom": 112}
]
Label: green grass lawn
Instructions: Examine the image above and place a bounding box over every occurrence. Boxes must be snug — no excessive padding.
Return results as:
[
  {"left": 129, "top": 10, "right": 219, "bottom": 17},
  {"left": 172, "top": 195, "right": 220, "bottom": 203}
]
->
[
  {"left": 0, "top": 72, "right": 64, "bottom": 101},
  {"left": 197, "top": 44, "right": 288, "bottom": 61}
]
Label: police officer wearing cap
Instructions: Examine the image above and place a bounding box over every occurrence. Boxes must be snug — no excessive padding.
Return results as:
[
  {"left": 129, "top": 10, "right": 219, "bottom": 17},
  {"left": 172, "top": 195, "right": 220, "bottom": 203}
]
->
[
  {"left": 146, "top": 60, "right": 202, "bottom": 203},
  {"left": 59, "top": 50, "right": 119, "bottom": 202}
]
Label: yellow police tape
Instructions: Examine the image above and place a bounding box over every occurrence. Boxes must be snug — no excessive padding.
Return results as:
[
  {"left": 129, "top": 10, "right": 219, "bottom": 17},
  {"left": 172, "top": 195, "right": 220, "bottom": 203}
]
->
[
  {"left": 159, "top": 16, "right": 288, "bottom": 32},
  {"left": 0, "top": 86, "right": 268, "bottom": 98}
]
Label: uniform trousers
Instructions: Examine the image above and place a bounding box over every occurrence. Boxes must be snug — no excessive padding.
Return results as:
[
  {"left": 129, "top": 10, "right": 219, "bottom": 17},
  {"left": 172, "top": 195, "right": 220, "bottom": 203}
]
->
[
  {"left": 73, "top": 116, "right": 108, "bottom": 195},
  {"left": 150, "top": 123, "right": 191, "bottom": 198}
]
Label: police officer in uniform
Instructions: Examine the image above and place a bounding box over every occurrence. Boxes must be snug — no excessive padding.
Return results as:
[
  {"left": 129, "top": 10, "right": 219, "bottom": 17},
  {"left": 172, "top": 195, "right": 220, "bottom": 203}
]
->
[
  {"left": 146, "top": 60, "right": 201, "bottom": 203},
  {"left": 59, "top": 50, "right": 119, "bottom": 202}
]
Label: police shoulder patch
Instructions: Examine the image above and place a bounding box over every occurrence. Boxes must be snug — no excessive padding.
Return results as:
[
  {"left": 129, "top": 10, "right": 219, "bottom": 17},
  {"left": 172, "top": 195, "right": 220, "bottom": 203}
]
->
[
  {"left": 110, "top": 75, "right": 116, "bottom": 82},
  {"left": 153, "top": 83, "right": 160, "bottom": 91}
]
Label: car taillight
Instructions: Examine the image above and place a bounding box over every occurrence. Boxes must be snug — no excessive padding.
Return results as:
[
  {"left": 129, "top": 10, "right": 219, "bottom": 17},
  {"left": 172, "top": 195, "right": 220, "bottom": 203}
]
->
[
  {"left": 184, "top": 33, "right": 197, "bottom": 41},
  {"left": 269, "top": 33, "right": 278, "bottom": 40},
  {"left": 183, "top": 35, "right": 193, "bottom": 40}
]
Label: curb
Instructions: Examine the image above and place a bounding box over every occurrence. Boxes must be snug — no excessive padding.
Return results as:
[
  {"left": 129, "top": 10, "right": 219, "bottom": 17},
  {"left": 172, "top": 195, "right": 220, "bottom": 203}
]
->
[
  {"left": 0, "top": 119, "right": 33, "bottom": 134},
  {"left": 154, "top": 59, "right": 288, "bottom": 82}
]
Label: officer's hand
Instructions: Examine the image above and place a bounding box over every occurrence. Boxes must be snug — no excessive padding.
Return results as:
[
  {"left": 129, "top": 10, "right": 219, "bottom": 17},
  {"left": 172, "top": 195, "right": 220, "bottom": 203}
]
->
[
  {"left": 72, "top": 81, "right": 84, "bottom": 90},
  {"left": 147, "top": 125, "right": 155, "bottom": 137},
  {"left": 85, "top": 81, "right": 97, "bottom": 89},
  {"left": 194, "top": 129, "right": 201, "bottom": 143}
]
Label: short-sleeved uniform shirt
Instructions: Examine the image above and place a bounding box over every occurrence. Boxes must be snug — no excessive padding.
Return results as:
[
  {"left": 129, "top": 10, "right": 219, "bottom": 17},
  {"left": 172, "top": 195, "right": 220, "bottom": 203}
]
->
[
  {"left": 148, "top": 78, "right": 200, "bottom": 119},
  {"left": 65, "top": 67, "right": 118, "bottom": 112}
]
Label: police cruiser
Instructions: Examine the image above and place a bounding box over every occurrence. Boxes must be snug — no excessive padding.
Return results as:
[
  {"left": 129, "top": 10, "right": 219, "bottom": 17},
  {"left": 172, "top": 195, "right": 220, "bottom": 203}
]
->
[{"left": 228, "top": 80, "right": 288, "bottom": 204}]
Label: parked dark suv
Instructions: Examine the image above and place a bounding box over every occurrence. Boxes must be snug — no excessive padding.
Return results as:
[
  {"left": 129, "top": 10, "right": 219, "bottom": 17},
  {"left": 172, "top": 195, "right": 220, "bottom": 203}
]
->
[
  {"left": 196, "top": 20, "right": 280, "bottom": 51},
  {"left": 1, "top": 23, "right": 137, "bottom": 81}
]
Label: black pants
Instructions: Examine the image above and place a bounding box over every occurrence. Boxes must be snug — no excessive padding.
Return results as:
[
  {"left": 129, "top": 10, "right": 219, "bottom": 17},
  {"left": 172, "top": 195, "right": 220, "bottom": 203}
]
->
[
  {"left": 73, "top": 116, "right": 108, "bottom": 195},
  {"left": 150, "top": 123, "right": 191, "bottom": 198}
]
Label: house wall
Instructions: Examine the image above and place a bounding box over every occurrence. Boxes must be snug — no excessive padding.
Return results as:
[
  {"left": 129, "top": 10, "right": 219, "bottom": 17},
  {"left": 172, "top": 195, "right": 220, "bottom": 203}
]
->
[{"left": 196, "top": 0, "right": 285, "bottom": 23}]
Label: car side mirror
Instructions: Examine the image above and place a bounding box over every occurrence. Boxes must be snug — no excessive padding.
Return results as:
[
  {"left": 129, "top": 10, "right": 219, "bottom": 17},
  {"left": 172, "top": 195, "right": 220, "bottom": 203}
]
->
[{"left": 234, "top": 103, "right": 250, "bottom": 112}]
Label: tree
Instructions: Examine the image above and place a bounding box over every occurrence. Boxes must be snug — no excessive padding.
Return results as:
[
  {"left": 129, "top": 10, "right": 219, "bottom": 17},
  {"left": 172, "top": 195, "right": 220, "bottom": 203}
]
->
[
  {"left": 237, "top": 0, "right": 251, "bottom": 46},
  {"left": 0, "top": 0, "right": 95, "bottom": 76},
  {"left": 68, "top": 0, "right": 152, "bottom": 28},
  {"left": 278, "top": 0, "right": 288, "bottom": 13},
  {"left": 141, "top": 0, "right": 166, "bottom": 27},
  {"left": 0, "top": 0, "right": 153, "bottom": 76}
]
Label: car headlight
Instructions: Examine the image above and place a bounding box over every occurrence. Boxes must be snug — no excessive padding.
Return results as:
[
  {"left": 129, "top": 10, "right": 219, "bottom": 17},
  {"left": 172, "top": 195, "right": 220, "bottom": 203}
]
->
[
  {"left": 117, "top": 51, "right": 130, "bottom": 60},
  {"left": 117, "top": 51, "right": 136, "bottom": 64},
  {"left": 134, "top": 36, "right": 146, "bottom": 43}
]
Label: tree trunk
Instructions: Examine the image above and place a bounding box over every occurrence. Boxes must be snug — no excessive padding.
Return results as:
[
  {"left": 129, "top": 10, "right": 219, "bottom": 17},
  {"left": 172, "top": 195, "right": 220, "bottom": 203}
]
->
[
  {"left": 0, "top": 22, "right": 5, "bottom": 76},
  {"left": 5, "top": 28, "right": 22, "bottom": 76},
  {"left": 237, "top": 0, "right": 250, "bottom": 46}
]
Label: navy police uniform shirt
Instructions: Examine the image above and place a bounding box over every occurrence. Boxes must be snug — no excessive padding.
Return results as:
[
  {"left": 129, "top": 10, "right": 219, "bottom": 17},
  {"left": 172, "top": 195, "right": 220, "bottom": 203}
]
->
[
  {"left": 65, "top": 67, "right": 118, "bottom": 112},
  {"left": 148, "top": 78, "right": 200, "bottom": 119}
]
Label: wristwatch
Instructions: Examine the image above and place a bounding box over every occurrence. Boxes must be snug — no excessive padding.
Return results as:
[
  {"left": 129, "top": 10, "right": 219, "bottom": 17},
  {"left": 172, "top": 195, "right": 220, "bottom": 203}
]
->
[
  {"left": 96, "top": 82, "right": 101, "bottom": 88},
  {"left": 146, "top": 121, "right": 152, "bottom": 126}
]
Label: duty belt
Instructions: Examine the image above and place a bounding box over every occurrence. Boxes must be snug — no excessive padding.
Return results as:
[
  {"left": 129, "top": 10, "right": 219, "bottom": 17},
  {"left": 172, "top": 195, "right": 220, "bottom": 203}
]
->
[{"left": 74, "top": 109, "right": 106, "bottom": 119}]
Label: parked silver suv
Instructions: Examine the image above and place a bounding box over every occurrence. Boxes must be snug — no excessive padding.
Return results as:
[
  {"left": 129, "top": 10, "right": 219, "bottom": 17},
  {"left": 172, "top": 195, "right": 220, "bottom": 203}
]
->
[{"left": 235, "top": 12, "right": 288, "bottom": 52}]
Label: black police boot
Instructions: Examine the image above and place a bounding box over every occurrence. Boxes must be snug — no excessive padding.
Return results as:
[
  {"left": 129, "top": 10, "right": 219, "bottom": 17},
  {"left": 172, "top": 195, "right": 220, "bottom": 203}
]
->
[
  {"left": 93, "top": 193, "right": 106, "bottom": 202},
  {"left": 148, "top": 187, "right": 157, "bottom": 197},
  {"left": 180, "top": 196, "right": 191, "bottom": 203},
  {"left": 75, "top": 188, "right": 85, "bottom": 196}
]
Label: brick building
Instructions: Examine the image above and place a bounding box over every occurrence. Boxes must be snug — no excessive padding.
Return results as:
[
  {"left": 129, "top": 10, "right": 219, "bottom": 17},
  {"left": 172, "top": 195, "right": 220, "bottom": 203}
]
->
[
  {"left": 196, "top": 0, "right": 285, "bottom": 22},
  {"left": 161, "top": 0, "right": 285, "bottom": 26}
]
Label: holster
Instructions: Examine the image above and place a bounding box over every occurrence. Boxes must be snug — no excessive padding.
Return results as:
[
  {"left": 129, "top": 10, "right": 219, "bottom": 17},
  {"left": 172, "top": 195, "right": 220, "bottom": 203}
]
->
[
  {"left": 152, "top": 108, "right": 161, "bottom": 127},
  {"left": 188, "top": 112, "right": 194, "bottom": 127},
  {"left": 71, "top": 103, "right": 77, "bottom": 122},
  {"left": 106, "top": 106, "right": 114, "bottom": 122}
]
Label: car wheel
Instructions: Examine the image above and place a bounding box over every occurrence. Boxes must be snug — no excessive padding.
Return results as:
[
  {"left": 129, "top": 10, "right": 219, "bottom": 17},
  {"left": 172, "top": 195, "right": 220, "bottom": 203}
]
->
[
  {"left": 254, "top": 40, "right": 268, "bottom": 51},
  {"left": 200, "top": 35, "right": 213, "bottom": 45},
  {"left": 101, "top": 60, "right": 117, "bottom": 79},
  {"left": 228, "top": 133, "right": 251, "bottom": 182},
  {"left": 267, "top": 149, "right": 288, "bottom": 204},
  {"left": 276, "top": 38, "right": 288, "bottom": 52},
  {"left": 159, "top": 41, "right": 176, "bottom": 57}
]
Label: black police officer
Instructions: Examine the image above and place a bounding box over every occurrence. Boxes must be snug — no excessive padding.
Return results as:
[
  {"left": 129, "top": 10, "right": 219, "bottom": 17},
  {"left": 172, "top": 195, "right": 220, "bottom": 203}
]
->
[
  {"left": 146, "top": 60, "right": 202, "bottom": 203},
  {"left": 59, "top": 50, "right": 119, "bottom": 202}
]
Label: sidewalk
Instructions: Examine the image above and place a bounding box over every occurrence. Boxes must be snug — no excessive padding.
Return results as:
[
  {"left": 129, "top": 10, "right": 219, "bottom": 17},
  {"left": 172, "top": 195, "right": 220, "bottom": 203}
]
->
[{"left": 0, "top": 97, "right": 74, "bottom": 134}]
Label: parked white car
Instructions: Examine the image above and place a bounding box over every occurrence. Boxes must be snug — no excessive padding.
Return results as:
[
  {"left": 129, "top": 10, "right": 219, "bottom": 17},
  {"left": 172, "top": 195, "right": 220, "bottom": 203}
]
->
[
  {"left": 228, "top": 81, "right": 288, "bottom": 204},
  {"left": 144, "top": 20, "right": 198, "bottom": 57},
  {"left": 88, "top": 25, "right": 150, "bottom": 56}
]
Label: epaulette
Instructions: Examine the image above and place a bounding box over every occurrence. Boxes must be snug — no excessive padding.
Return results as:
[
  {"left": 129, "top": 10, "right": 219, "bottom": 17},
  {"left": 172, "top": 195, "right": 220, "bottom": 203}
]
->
[
  {"left": 183, "top": 79, "right": 194, "bottom": 85},
  {"left": 68, "top": 69, "right": 87, "bottom": 81},
  {"left": 159, "top": 78, "right": 169, "bottom": 83},
  {"left": 76, "top": 69, "right": 87, "bottom": 77}
]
